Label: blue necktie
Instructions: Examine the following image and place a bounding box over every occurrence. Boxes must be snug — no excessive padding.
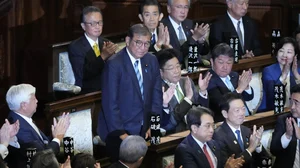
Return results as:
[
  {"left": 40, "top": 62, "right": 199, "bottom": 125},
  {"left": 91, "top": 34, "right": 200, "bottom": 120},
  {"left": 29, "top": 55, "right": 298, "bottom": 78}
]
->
[
  {"left": 134, "top": 60, "right": 144, "bottom": 100},
  {"left": 178, "top": 26, "right": 185, "bottom": 45},
  {"left": 237, "top": 21, "right": 244, "bottom": 52},
  {"left": 151, "top": 34, "right": 156, "bottom": 45},
  {"left": 235, "top": 130, "right": 244, "bottom": 150},
  {"left": 225, "top": 77, "right": 234, "bottom": 92}
]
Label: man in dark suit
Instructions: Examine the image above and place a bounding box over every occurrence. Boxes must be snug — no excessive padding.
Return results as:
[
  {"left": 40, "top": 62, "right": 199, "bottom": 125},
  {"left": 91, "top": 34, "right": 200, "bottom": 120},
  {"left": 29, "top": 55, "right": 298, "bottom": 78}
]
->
[
  {"left": 98, "top": 24, "right": 162, "bottom": 161},
  {"left": 209, "top": 0, "right": 262, "bottom": 59},
  {"left": 270, "top": 84, "right": 300, "bottom": 168},
  {"left": 156, "top": 48, "right": 211, "bottom": 134},
  {"left": 214, "top": 92, "right": 268, "bottom": 168},
  {"left": 138, "top": 0, "right": 172, "bottom": 53},
  {"left": 5, "top": 84, "right": 70, "bottom": 167},
  {"left": 109, "top": 135, "right": 147, "bottom": 168},
  {"left": 68, "top": 6, "right": 118, "bottom": 94},
  {"left": 208, "top": 43, "right": 253, "bottom": 122},
  {"left": 175, "top": 107, "right": 225, "bottom": 168},
  {"left": 161, "top": 0, "right": 210, "bottom": 64}
]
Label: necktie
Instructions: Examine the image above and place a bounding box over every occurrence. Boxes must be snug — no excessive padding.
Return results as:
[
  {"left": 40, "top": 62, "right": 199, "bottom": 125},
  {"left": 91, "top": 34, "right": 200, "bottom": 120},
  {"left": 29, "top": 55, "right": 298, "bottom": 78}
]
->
[
  {"left": 176, "top": 85, "right": 184, "bottom": 103},
  {"left": 225, "top": 77, "right": 234, "bottom": 92},
  {"left": 203, "top": 144, "right": 214, "bottom": 168},
  {"left": 235, "top": 130, "right": 244, "bottom": 150},
  {"left": 178, "top": 26, "right": 186, "bottom": 46},
  {"left": 151, "top": 34, "right": 156, "bottom": 45},
  {"left": 134, "top": 60, "right": 144, "bottom": 100},
  {"left": 93, "top": 43, "right": 100, "bottom": 57},
  {"left": 236, "top": 21, "right": 244, "bottom": 52}
]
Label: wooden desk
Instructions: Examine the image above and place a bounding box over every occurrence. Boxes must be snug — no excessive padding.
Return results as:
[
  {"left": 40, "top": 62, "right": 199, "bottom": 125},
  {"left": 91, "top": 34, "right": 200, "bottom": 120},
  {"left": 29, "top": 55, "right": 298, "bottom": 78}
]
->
[{"left": 144, "top": 108, "right": 289, "bottom": 168}]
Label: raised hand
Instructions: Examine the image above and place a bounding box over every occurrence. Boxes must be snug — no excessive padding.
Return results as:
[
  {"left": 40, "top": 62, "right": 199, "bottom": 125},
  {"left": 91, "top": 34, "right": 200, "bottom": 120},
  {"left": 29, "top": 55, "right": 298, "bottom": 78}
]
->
[
  {"left": 291, "top": 117, "right": 300, "bottom": 139},
  {"left": 52, "top": 112, "right": 70, "bottom": 141},
  {"left": 242, "top": 50, "right": 254, "bottom": 59},
  {"left": 0, "top": 119, "right": 20, "bottom": 147},
  {"left": 191, "top": 23, "right": 210, "bottom": 42},
  {"left": 225, "top": 154, "right": 245, "bottom": 168},
  {"left": 292, "top": 55, "right": 300, "bottom": 80},
  {"left": 281, "top": 60, "right": 291, "bottom": 82},
  {"left": 101, "top": 41, "right": 118, "bottom": 60},
  {"left": 285, "top": 117, "right": 293, "bottom": 139},
  {"left": 157, "top": 23, "right": 166, "bottom": 48},
  {"left": 198, "top": 72, "right": 212, "bottom": 95},
  {"left": 163, "top": 85, "right": 176, "bottom": 106},
  {"left": 163, "top": 26, "right": 172, "bottom": 49},
  {"left": 237, "top": 69, "right": 252, "bottom": 93},
  {"left": 184, "top": 77, "right": 193, "bottom": 100}
]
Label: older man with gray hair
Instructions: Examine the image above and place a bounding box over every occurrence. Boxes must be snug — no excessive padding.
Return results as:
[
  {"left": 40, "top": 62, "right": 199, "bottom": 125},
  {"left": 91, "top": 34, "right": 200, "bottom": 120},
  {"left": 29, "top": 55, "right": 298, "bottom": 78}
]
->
[
  {"left": 109, "top": 135, "right": 148, "bottom": 168},
  {"left": 209, "top": 0, "right": 262, "bottom": 59},
  {"left": 5, "top": 83, "right": 70, "bottom": 168}
]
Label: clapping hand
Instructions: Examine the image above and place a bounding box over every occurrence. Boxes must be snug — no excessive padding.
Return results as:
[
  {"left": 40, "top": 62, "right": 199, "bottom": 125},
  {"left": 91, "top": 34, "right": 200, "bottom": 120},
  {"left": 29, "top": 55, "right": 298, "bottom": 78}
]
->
[
  {"left": 198, "top": 72, "right": 212, "bottom": 95},
  {"left": 163, "top": 85, "right": 176, "bottom": 106},
  {"left": 101, "top": 41, "right": 118, "bottom": 60},
  {"left": 237, "top": 69, "right": 252, "bottom": 93},
  {"left": 191, "top": 23, "right": 209, "bottom": 42}
]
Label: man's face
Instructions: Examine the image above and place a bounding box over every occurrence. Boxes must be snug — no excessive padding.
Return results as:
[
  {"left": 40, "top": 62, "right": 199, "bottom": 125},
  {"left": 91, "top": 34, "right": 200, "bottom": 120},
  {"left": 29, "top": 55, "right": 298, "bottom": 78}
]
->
[
  {"left": 290, "top": 93, "right": 300, "bottom": 118},
  {"left": 193, "top": 114, "right": 214, "bottom": 143},
  {"left": 139, "top": 5, "right": 163, "bottom": 32},
  {"left": 167, "top": 0, "right": 189, "bottom": 24},
  {"left": 81, "top": 12, "right": 103, "bottom": 41},
  {"left": 227, "top": 0, "right": 249, "bottom": 20},
  {"left": 160, "top": 57, "right": 181, "bottom": 84},
  {"left": 296, "top": 33, "right": 300, "bottom": 51},
  {"left": 126, "top": 33, "right": 151, "bottom": 59},
  {"left": 24, "top": 94, "right": 38, "bottom": 117},
  {"left": 223, "top": 99, "right": 245, "bottom": 129},
  {"left": 211, "top": 55, "right": 233, "bottom": 77}
]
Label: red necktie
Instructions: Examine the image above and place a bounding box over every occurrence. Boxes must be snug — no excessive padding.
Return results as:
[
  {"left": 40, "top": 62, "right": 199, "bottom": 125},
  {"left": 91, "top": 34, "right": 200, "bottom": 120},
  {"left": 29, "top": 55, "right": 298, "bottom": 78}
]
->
[{"left": 203, "top": 144, "right": 214, "bottom": 168}]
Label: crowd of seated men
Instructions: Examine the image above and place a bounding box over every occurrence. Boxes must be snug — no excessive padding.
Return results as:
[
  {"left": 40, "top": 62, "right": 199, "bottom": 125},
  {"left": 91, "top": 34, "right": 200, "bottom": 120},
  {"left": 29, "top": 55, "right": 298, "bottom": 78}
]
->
[{"left": 3, "top": 0, "right": 300, "bottom": 167}]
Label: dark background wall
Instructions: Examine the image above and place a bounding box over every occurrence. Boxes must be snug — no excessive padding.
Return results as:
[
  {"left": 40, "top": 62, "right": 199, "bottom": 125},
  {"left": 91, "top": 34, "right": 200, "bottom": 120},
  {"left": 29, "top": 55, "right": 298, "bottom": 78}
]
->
[{"left": 0, "top": 0, "right": 299, "bottom": 125}]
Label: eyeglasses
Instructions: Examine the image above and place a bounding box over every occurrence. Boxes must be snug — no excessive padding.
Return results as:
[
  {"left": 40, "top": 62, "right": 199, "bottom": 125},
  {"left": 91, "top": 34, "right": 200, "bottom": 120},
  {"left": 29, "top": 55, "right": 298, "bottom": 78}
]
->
[
  {"left": 84, "top": 21, "right": 103, "bottom": 27},
  {"left": 132, "top": 40, "right": 151, "bottom": 48},
  {"left": 199, "top": 123, "right": 216, "bottom": 130},
  {"left": 163, "top": 65, "right": 181, "bottom": 71}
]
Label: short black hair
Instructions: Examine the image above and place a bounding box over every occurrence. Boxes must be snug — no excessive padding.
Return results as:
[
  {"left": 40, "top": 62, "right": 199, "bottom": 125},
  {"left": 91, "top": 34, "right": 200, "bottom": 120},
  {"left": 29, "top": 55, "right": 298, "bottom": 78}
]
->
[
  {"left": 71, "top": 153, "right": 97, "bottom": 168},
  {"left": 30, "top": 149, "right": 59, "bottom": 168},
  {"left": 127, "top": 23, "right": 151, "bottom": 39},
  {"left": 155, "top": 48, "right": 180, "bottom": 69},
  {"left": 220, "top": 92, "right": 244, "bottom": 112},
  {"left": 187, "top": 106, "right": 214, "bottom": 131},
  {"left": 139, "top": 0, "right": 162, "bottom": 14},
  {"left": 81, "top": 6, "right": 102, "bottom": 23},
  {"left": 275, "top": 37, "right": 298, "bottom": 58},
  {"left": 211, "top": 43, "right": 234, "bottom": 61},
  {"left": 291, "top": 84, "right": 300, "bottom": 95}
]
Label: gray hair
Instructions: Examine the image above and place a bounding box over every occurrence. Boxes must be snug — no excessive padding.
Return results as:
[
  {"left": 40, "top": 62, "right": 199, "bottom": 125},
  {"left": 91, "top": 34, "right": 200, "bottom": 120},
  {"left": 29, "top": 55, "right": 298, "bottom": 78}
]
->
[
  {"left": 119, "top": 135, "right": 148, "bottom": 164},
  {"left": 167, "top": 0, "right": 191, "bottom": 6},
  {"left": 6, "top": 84, "right": 36, "bottom": 111},
  {"left": 81, "top": 6, "right": 102, "bottom": 23}
]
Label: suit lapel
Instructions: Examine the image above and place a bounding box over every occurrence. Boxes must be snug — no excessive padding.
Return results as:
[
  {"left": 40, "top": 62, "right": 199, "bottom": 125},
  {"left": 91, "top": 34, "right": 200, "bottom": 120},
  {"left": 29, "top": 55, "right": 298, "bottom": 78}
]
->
[{"left": 241, "top": 126, "right": 250, "bottom": 149}]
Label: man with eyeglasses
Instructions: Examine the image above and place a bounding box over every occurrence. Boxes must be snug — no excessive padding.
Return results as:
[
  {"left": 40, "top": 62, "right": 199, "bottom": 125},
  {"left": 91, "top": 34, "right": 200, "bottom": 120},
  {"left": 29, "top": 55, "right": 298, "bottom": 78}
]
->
[
  {"left": 209, "top": 0, "right": 262, "bottom": 59},
  {"left": 68, "top": 6, "right": 118, "bottom": 94},
  {"left": 138, "top": 0, "right": 172, "bottom": 53},
  {"left": 175, "top": 106, "right": 246, "bottom": 168},
  {"left": 208, "top": 43, "right": 253, "bottom": 122},
  {"left": 271, "top": 84, "right": 300, "bottom": 168},
  {"left": 213, "top": 92, "right": 269, "bottom": 168},
  {"left": 155, "top": 48, "right": 211, "bottom": 135},
  {"left": 161, "top": 0, "right": 210, "bottom": 65},
  {"left": 98, "top": 24, "right": 162, "bottom": 162}
]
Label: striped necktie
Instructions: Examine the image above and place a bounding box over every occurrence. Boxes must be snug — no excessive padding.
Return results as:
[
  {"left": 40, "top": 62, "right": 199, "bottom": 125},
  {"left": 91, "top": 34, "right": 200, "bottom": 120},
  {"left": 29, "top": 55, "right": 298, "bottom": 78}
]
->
[
  {"left": 134, "top": 60, "right": 144, "bottom": 100},
  {"left": 236, "top": 21, "right": 244, "bottom": 52},
  {"left": 178, "top": 26, "right": 186, "bottom": 45}
]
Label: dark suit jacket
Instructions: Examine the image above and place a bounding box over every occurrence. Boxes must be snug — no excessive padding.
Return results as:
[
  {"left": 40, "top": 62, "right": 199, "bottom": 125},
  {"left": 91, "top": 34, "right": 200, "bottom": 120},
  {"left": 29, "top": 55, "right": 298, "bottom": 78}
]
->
[
  {"left": 213, "top": 121, "right": 269, "bottom": 168},
  {"left": 6, "top": 111, "right": 59, "bottom": 167},
  {"left": 209, "top": 14, "right": 262, "bottom": 57},
  {"left": 68, "top": 35, "right": 107, "bottom": 94},
  {"left": 270, "top": 113, "right": 297, "bottom": 168},
  {"left": 258, "top": 63, "right": 300, "bottom": 112},
  {"left": 108, "top": 161, "right": 128, "bottom": 168},
  {"left": 207, "top": 69, "right": 254, "bottom": 122},
  {"left": 97, "top": 47, "right": 162, "bottom": 141},
  {"left": 175, "top": 134, "right": 223, "bottom": 168},
  {"left": 161, "top": 17, "right": 209, "bottom": 64},
  {"left": 161, "top": 77, "right": 209, "bottom": 133}
]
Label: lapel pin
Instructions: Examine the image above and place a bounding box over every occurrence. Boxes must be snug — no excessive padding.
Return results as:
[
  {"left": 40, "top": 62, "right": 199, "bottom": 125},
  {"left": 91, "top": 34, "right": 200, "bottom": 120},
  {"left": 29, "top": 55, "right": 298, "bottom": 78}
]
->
[{"left": 233, "top": 140, "right": 237, "bottom": 144}]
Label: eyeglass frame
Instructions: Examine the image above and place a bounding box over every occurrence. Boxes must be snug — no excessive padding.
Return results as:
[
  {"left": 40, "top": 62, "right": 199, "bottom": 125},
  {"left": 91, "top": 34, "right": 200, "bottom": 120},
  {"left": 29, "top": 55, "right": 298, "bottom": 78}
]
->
[
  {"left": 131, "top": 39, "right": 151, "bottom": 48},
  {"left": 84, "top": 21, "right": 104, "bottom": 27}
]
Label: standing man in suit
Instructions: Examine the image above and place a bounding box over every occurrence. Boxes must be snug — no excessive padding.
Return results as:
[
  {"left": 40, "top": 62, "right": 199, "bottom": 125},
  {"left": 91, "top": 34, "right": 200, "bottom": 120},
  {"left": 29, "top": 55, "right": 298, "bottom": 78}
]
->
[
  {"left": 138, "top": 0, "right": 172, "bottom": 53},
  {"left": 214, "top": 92, "right": 268, "bottom": 168},
  {"left": 209, "top": 0, "right": 262, "bottom": 58},
  {"left": 208, "top": 43, "right": 253, "bottom": 122},
  {"left": 270, "top": 84, "right": 300, "bottom": 168},
  {"left": 5, "top": 84, "right": 70, "bottom": 167},
  {"left": 68, "top": 6, "right": 118, "bottom": 94},
  {"left": 161, "top": 0, "right": 210, "bottom": 65},
  {"left": 175, "top": 106, "right": 246, "bottom": 168},
  {"left": 98, "top": 24, "right": 162, "bottom": 161},
  {"left": 156, "top": 48, "right": 211, "bottom": 134}
]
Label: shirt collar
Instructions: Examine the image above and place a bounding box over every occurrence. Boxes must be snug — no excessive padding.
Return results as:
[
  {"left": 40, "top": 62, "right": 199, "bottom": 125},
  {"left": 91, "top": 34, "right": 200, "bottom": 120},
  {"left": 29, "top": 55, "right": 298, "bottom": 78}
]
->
[
  {"left": 169, "top": 15, "right": 183, "bottom": 30},
  {"left": 84, "top": 33, "right": 99, "bottom": 47},
  {"left": 126, "top": 48, "right": 141, "bottom": 66},
  {"left": 14, "top": 111, "right": 33, "bottom": 124},
  {"left": 191, "top": 134, "right": 206, "bottom": 149},
  {"left": 227, "top": 11, "right": 243, "bottom": 25},
  {"left": 226, "top": 121, "right": 241, "bottom": 134}
]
